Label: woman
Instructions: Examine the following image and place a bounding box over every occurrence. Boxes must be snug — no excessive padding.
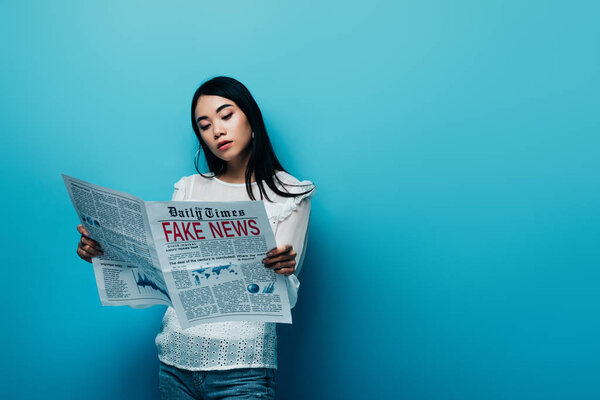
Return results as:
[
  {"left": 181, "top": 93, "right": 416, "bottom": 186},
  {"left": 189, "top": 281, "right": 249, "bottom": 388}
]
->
[{"left": 76, "top": 76, "right": 315, "bottom": 399}]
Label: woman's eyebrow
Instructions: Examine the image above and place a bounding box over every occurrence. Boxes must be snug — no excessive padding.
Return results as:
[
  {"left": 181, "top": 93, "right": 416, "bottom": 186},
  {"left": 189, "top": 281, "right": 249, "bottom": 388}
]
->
[{"left": 196, "top": 104, "right": 233, "bottom": 122}]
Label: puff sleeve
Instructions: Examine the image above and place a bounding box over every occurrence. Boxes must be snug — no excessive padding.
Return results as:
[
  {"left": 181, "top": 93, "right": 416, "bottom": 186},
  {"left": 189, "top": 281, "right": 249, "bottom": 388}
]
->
[
  {"left": 274, "top": 180, "right": 316, "bottom": 309},
  {"left": 171, "top": 176, "right": 188, "bottom": 201}
]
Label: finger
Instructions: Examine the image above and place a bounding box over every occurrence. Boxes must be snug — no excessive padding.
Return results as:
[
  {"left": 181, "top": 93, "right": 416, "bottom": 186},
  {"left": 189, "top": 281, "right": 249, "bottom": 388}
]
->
[
  {"left": 265, "top": 259, "right": 296, "bottom": 269},
  {"left": 263, "top": 251, "right": 297, "bottom": 265},
  {"left": 81, "top": 236, "right": 102, "bottom": 251},
  {"left": 78, "top": 243, "right": 101, "bottom": 260},
  {"left": 266, "top": 244, "right": 292, "bottom": 258},
  {"left": 265, "top": 260, "right": 296, "bottom": 270},
  {"left": 274, "top": 267, "right": 295, "bottom": 276},
  {"left": 264, "top": 244, "right": 296, "bottom": 262},
  {"left": 79, "top": 241, "right": 103, "bottom": 257},
  {"left": 76, "top": 247, "right": 92, "bottom": 263},
  {"left": 77, "top": 224, "right": 90, "bottom": 237}
]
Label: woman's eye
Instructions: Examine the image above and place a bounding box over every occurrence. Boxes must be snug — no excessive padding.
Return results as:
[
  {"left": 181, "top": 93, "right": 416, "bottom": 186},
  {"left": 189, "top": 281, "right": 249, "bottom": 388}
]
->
[
  {"left": 200, "top": 124, "right": 210, "bottom": 131},
  {"left": 223, "top": 113, "right": 232, "bottom": 120}
]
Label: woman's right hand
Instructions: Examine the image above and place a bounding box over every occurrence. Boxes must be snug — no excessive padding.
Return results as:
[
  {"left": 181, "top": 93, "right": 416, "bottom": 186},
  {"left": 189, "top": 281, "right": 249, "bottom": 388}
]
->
[{"left": 76, "top": 224, "right": 103, "bottom": 263}]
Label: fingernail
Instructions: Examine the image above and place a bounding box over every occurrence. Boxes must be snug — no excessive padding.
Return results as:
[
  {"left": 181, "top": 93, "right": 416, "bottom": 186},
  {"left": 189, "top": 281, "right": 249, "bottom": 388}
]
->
[{"left": 261, "top": 259, "right": 266, "bottom": 264}]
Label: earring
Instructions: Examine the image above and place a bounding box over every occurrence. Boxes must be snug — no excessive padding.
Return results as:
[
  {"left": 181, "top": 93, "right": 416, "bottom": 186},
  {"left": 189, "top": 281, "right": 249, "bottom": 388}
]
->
[{"left": 252, "top": 131, "right": 255, "bottom": 140}]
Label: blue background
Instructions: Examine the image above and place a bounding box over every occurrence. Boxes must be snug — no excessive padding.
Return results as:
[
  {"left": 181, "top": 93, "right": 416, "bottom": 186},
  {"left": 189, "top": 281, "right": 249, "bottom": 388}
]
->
[{"left": 1, "top": 1, "right": 599, "bottom": 399}]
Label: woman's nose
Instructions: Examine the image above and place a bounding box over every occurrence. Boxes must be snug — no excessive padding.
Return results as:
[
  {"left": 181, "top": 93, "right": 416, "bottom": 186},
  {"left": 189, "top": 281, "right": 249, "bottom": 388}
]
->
[{"left": 213, "top": 125, "right": 226, "bottom": 138}]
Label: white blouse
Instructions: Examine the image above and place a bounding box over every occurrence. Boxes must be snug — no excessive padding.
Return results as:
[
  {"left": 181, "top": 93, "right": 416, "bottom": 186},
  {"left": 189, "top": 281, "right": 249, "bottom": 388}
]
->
[{"left": 155, "top": 170, "right": 315, "bottom": 371}]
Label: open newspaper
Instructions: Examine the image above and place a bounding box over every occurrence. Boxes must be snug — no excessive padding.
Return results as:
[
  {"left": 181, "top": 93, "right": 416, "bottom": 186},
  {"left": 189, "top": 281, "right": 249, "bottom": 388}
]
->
[{"left": 63, "top": 174, "right": 291, "bottom": 328}]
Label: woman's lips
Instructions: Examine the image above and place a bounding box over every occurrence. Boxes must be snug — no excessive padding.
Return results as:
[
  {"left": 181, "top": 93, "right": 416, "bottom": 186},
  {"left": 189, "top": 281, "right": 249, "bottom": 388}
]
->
[{"left": 217, "top": 141, "right": 232, "bottom": 151}]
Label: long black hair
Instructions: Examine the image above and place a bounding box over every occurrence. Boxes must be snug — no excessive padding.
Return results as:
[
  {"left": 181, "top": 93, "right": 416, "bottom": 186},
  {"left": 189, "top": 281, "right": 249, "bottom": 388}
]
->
[{"left": 191, "top": 76, "right": 314, "bottom": 202}]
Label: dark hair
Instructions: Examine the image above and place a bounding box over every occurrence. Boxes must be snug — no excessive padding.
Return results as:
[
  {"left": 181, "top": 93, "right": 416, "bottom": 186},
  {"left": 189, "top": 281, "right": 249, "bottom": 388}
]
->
[{"left": 191, "top": 76, "right": 314, "bottom": 202}]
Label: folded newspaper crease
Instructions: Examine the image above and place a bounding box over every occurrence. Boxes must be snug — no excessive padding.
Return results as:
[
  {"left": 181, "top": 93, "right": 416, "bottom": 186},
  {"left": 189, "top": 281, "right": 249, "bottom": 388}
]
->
[{"left": 63, "top": 174, "right": 291, "bottom": 329}]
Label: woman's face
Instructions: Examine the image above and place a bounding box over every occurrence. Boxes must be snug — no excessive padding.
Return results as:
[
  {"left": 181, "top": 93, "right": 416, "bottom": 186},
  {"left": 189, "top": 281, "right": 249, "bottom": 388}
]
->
[{"left": 194, "top": 95, "right": 253, "bottom": 163}]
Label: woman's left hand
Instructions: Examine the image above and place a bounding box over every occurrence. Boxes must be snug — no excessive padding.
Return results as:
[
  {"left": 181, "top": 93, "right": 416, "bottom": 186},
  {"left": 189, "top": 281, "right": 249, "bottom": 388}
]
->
[{"left": 262, "top": 244, "right": 296, "bottom": 276}]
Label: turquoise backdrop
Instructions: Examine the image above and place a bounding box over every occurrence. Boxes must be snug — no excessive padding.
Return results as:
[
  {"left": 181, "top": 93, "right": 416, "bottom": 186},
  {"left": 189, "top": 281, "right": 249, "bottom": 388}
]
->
[{"left": 1, "top": 1, "right": 599, "bottom": 399}]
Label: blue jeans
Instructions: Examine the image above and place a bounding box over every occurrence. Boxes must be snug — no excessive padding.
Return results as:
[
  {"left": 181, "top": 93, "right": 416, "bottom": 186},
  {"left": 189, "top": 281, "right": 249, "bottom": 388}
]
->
[{"left": 158, "top": 361, "right": 276, "bottom": 399}]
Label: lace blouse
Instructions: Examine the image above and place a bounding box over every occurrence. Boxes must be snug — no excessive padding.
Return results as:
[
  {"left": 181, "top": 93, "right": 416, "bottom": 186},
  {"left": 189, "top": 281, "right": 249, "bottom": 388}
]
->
[{"left": 155, "top": 170, "right": 315, "bottom": 371}]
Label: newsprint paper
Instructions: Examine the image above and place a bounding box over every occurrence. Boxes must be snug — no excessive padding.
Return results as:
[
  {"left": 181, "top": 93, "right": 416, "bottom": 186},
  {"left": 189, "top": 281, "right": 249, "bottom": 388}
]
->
[{"left": 63, "top": 174, "right": 291, "bottom": 328}]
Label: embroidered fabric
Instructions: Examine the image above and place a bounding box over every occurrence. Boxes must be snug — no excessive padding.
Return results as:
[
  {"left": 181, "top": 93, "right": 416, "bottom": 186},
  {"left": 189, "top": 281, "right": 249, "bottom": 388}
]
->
[{"left": 155, "top": 171, "right": 315, "bottom": 371}]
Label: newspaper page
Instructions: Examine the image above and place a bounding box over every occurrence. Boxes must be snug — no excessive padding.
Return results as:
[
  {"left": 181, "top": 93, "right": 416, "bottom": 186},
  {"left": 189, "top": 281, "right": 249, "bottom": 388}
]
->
[
  {"left": 63, "top": 175, "right": 292, "bottom": 327},
  {"left": 145, "top": 201, "right": 291, "bottom": 328},
  {"left": 62, "top": 175, "right": 170, "bottom": 307}
]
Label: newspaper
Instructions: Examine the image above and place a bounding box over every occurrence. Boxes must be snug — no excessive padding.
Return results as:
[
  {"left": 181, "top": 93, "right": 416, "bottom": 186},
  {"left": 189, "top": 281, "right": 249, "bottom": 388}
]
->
[{"left": 63, "top": 174, "right": 291, "bottom": 328}]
